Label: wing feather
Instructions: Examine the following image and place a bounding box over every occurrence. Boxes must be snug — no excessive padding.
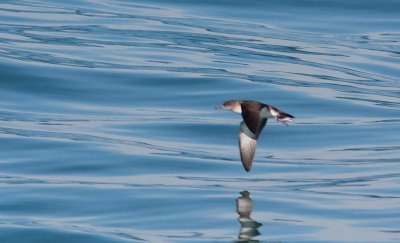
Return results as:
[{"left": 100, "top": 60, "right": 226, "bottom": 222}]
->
[
  {"left": 241, "top": 101, "right": 266, "bottom": 135},
  {"left": 238, "top": 101, "right": 269, "bottom": 171},
  {"left": 239, "top": 121, "right": 265, "bottom": 172}
]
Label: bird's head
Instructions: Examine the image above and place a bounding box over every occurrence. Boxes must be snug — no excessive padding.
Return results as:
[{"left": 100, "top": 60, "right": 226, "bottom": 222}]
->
[{"left": 216, "top": 100, "right": 242, "bottom": 113}]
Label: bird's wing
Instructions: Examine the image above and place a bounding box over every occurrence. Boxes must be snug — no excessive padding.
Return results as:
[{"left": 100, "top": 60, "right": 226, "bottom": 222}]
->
[
  {"left": 241, "top": 102, "right": 266, "bottom": 135},
  {"left": 239, "top": 120, "right": 267, "bottom": 172}
]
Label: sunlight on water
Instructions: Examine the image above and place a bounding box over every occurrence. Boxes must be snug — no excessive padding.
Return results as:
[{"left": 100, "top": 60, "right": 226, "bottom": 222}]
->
[{"left": 0, "top": 0, "right": 399, "bottom": 242}]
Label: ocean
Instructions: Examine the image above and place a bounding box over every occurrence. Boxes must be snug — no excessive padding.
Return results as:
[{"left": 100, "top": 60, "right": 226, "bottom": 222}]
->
[{"left": 0, "top": 1, "right": 399, "bottom": 242}]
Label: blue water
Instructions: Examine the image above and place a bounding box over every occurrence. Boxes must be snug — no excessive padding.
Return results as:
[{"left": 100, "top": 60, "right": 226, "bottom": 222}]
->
[{"left": 1, "top": 0, "right": 400, "bottom": 242}]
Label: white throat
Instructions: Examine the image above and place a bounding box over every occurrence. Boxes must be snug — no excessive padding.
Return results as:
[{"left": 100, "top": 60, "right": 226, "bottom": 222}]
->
[{"left": 232, "top": 105, "right": 242, "bottom": 113}]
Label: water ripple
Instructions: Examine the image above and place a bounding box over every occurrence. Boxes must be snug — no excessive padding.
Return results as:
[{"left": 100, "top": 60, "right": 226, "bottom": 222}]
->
[{"left": 1, "top": 1, "right": 400, "bottom": 242}]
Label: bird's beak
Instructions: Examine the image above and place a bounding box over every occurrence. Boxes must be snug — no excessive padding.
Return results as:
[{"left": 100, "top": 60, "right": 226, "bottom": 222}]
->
[{"left": 215, "top": 104, "right": 224, "bottom": 109}]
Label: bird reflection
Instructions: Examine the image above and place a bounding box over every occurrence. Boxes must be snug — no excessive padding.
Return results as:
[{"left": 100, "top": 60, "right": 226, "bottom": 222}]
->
[{"left": 236, "top": 191, "right": 262, "bottom": 242}]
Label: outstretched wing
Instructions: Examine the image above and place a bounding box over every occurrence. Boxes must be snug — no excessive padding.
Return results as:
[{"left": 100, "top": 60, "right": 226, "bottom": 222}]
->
[
  {"left": 239, "top": 119, "right": 267, "bottom": 172},
  {"left": 241, "top": 101, "right": 267, "bottom": 136}
]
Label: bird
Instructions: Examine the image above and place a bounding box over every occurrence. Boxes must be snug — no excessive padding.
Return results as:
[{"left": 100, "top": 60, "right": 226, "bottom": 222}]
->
[{"left": 217, "top": 100, "right": 294, "bottom": 172}]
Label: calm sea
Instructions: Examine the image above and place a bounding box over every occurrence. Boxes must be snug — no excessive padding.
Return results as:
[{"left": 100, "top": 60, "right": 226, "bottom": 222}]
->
[{"left": 0, "top": 1, "right": 399, "bottom": 242}]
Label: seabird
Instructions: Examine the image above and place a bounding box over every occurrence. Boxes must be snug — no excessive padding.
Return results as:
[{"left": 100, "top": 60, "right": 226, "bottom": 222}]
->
[{"left": 217, "top": 100, "right": 294, "bottom": 172}]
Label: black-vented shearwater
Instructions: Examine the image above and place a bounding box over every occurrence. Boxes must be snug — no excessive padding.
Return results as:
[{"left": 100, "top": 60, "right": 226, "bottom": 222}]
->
[{"left": 217, "top": 100, "right": 294, "bottom": 172}]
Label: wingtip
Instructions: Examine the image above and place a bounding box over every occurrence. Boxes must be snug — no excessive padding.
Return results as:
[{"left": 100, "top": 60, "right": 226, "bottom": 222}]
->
[{"left": 244, "top": 166, "right": 251, "bottom": 172}]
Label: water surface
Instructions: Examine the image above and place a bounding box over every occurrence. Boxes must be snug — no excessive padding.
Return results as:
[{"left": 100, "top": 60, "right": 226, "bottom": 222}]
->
[{"left": 0, "top": 0, "right": 400, "bottom": 242}]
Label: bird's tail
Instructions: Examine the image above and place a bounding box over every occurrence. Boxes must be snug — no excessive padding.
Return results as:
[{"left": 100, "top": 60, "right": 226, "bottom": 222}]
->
[{"left": 276, "top": 110, "right": 295, "bottom": 126}]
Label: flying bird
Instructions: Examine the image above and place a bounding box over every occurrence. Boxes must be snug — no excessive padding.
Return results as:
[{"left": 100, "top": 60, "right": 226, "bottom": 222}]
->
[{"left": 217, "top": 100, "right": 294, "bottom": 172}]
